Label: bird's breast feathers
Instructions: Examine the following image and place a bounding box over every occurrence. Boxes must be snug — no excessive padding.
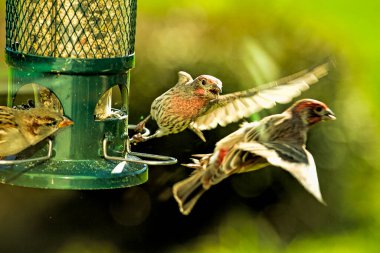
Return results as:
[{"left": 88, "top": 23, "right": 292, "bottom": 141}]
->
[{"left": 166, "top": 95, "right": 208, "bottom": 118}]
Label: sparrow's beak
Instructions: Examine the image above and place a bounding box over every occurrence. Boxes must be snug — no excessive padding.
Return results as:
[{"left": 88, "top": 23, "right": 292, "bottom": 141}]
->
[
  {"left": 210, "top": 81, "right": 222, "bottom": 95},
  {"left": 323, "top": 108, "right": 336, "bottom": 120},
  {"left": 58, "top": 117, "right": 74, "bottom": 128},
  {"left": 215, "top": 81, "right": 223, "bottom": 93}
]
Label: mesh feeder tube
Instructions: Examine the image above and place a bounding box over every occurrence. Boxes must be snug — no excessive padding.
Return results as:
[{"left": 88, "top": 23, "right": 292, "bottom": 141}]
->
[{"left": 2, "top": 0, "right": 174, "bottom": 189}]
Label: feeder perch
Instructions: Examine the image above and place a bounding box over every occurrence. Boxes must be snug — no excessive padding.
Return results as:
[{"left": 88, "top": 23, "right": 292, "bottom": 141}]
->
[{"left": 1, "top": 0, "right": 177, "bottom": 189}]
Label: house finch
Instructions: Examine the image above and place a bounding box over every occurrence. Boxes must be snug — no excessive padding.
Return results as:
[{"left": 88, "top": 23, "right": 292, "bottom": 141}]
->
[
  {"left": 172, "top": 99, "right": 335, "bottom": 215},
  {"left": 132, "top": 62, "right": 331, "bottom": 143},
  {"left": 0, "top": 106, "right": 73, "bottom": 159}
]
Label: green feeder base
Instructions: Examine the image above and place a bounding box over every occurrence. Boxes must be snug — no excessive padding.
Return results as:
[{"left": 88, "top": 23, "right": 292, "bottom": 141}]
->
[
  {"left": 2, "top": 0, "right": 163, "bottom": 190},
  {"left": 0, "top": 156, "right": 148, "bottom": 190}
]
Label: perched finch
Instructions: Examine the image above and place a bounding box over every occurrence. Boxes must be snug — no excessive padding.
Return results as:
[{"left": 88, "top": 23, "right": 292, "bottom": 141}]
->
[
  {"left": 172, "top": 99, "right": 336, "bottom": 215},
  {"left": 0, "top": 106, "right": 73, "bottom": 159},
  {"left": 132, "top": 62, "right": 331, "bottom": 143}
]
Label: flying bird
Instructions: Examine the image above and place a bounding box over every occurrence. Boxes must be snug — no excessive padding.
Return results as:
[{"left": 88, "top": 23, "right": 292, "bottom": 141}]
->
[
  {"left": 132, "top": 62, "right": 331, "bottom": 143},
  {"left": 172, "top": 99, "right": 336, "bottom": 215}
]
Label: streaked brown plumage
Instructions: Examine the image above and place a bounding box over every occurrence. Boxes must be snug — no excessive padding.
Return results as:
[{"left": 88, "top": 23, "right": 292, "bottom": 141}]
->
[
  {"left": 133, "top": 62, "right": 332, "bottom": 143},
  {"left": 172, "top": 99, "right": 336, "bottom": 215},
  {"left": 0, "top": 106, "right": 73, "bottom": 158}
]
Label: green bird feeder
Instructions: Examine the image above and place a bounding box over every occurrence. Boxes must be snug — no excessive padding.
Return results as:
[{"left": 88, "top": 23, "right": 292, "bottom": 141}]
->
[{"left": 1, "top": 0, "right": 176, "bottom": 189}]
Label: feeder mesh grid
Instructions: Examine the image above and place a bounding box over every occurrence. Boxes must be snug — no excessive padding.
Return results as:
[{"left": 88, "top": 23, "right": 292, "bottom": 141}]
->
[{"left": 6, "top": 0, "right": 136, "bottom": 58}]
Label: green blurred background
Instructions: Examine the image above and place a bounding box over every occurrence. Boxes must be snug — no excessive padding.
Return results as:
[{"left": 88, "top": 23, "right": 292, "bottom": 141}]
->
[{"left": 1, "top": 0, "right": 379, "bottom": 252}]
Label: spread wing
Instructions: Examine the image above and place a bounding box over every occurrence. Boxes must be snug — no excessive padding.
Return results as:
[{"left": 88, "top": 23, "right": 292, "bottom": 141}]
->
[
  {"left": 193, "top": 62, "right": 331, "bottom": 130},
  {"left": 237, "top": 141, "right": 324, "bottom": 204},
  {"left": 214, "top": 121, "right": 260, "bottom": 150}
]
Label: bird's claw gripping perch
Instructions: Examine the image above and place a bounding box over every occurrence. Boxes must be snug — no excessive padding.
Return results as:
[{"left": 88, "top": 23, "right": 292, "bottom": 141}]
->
[{"left": 130, "top": 132, "right": 146, "bottom": 145}]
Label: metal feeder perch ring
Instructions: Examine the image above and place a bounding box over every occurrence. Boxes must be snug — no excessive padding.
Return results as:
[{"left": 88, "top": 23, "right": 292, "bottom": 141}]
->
[
  {"left": 1, "top": 0, "right": 177, "bottom": 189},
  {"left": 103, "top": 125, "right": 178, "bottom": 166},
  {"left": 0, "top": 139, "right": 53, "bottom": 165}
]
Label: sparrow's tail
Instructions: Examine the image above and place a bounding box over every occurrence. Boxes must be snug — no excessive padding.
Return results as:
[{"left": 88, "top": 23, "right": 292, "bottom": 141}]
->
[
  {"left": 172, "top": 171, "right": 206, "bottom": 215},
  {"left": 172, "top": 154, "right": 211, "bottom": 215}
]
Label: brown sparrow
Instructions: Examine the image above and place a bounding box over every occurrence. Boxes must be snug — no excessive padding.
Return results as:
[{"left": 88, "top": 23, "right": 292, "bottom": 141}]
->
[{"left": 0, "top": 106, "right": 73, "bottom": 159}]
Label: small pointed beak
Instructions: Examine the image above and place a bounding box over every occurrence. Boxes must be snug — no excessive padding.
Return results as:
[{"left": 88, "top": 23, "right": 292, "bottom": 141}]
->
[
  {"left": 216, "top": 81, "right": 222, "bottom": 93},
  {"left": 212, "top": 81, "right": 222, "bottom": 94},
  {"left": 208, "top": 81, "right": 222, "bottom": 95},
  {"left": 323, "top": 109, "right": 336, "bottom": 120},
  {"left": 58, "top": 117, "right": 74, "bottom": 128}
]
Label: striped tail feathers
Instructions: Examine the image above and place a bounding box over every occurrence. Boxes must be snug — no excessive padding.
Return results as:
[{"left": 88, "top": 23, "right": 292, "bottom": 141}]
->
[
  {"left": 172, "top": 171, "right": 206, "bottom": 215},
  {"left": 173, "top": 153, "right": 213, "bottom": 215}
]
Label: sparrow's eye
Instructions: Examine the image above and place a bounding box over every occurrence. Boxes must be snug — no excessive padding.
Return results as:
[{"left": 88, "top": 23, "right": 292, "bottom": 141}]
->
[
  {"left": 201, "top": 79, "right": 207, "bottom": 85},
  {"left": 46, "top": 122, "right": 55, "bottom": 127},
  {"left": 314, "top": 106, "right": 324, "bottom": 114},
  {"left": 46, "top": 119, "right": 58, "bottom": 127}
]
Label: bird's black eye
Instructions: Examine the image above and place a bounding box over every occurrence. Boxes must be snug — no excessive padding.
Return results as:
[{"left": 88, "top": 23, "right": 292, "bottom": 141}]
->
[
  {"left": 201, "top": 79, "right": 207, "bottom": 85},
  {"left": 314, "top": 106, "right": 323, "bottom": 113},
  {"left": 46, "top": 120, "right": 58, "bottom": 127}
]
